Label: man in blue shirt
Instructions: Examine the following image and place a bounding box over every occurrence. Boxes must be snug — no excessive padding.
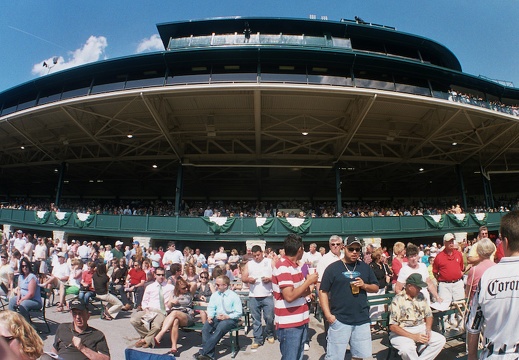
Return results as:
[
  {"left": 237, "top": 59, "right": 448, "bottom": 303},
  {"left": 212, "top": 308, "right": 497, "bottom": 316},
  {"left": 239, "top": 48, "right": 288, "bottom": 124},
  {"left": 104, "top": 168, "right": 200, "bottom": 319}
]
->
[{"left": 194, "top": 275, "right": 242, "bottom": 360}]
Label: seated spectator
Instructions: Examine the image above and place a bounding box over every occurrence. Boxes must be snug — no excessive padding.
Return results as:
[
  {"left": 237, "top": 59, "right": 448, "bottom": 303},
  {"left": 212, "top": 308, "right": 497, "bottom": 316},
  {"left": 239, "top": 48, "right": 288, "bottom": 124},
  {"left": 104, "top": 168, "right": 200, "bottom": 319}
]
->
[
  {"left": 40, "top": 251, "right": 69, "bottom": 312},
  {"left": 78, "top": 261, "right": 96, "bottom": 307},
  {"left": 130, "top": 268, "right": 174, "bottom": 348},
  {"left": 154, "top": 277, "right": 195, "bottom": 354},
  {"left": 112, "top": 257, "right": 132, "bottom": 311},
  {"left": 64, "top": 258, "right": 83, "bottom": 298},
  {"left": 0, "top": 251, "right": 14, "bottom": 298},
  {"left": 8, "top": 258, "right": 42, "bottom": 323},
  {"left": 93, "top": 263, "right": 123, "bottom": 320},
  {"left": 52, "top": 297, "right": 110, "bottom": 359},
  {"left": 167, "top": 263, "right": 183, "bottom": 287},
  {"left": 0, "top": 310, "right": 44, "bottom": 360},
  {"left": 126, "top": 260, "right": 146, "bottom": 311},
  {"left": 183, "top": 263, "right": 199, "bottom": 293},
  {"left": 193, "top": 275, "right": 242, "bottom": 360},
  {"left": 389, "top": 273, "right": 446, "bottom": 359}
]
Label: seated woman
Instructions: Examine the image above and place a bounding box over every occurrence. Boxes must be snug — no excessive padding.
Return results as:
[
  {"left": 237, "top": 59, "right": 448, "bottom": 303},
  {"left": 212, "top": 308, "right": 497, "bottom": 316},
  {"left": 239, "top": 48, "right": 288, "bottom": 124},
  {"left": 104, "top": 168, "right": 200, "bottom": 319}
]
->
[
  {"left": 8, "top": 258, "right": 42, "bottom": 324},
  {"left": 111, "top": 258, "right": 132, "bottom": 311},
  {"left": 0, "top": 251, "right": 14, "bottom": 298},
  {"left": 78, "top": 261, "right": 96, "bottom": 306},
  {"left": 194, "top": 270, "right": 213, "bottom": 323},
  {"left": 64, "top": 259, "right": 83, "bottom": 298},
  {"left": 183, "top": 263, "right": 199, "bottom": 293},
  {"left": 93, "top": 263, "right": 123, "bottom": 320},
  {"left": 154, "top": 277, "right": 195, "bottom": 355}
]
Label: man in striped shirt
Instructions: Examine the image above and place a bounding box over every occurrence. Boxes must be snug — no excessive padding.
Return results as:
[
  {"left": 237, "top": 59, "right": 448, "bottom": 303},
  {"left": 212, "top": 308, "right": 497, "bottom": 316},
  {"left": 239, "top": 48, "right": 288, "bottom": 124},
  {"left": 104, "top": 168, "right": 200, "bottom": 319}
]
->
[{"left": 272, "top": 234, "right": 318, "bottom": 360}]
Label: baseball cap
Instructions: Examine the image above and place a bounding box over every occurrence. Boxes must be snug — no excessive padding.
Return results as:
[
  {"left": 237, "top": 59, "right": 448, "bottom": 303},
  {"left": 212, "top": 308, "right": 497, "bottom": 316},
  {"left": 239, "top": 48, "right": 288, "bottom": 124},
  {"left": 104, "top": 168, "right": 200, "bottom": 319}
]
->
[
  {"left": 443, "top": 233, "right": 455, "bottom": 242},
  {"left": 57, "top": 252, "right": 65, "bottom": 258},
  {"left": 133, "top": 241, "right": 140, "bottom": 246},
  {"left": 344, "top": 236, "right": 361, "bottom": 246},
  {"left": 69, "top": 298, "right": 87, "bottom": 311},
  {"left": 17, "top": 230, "right": 23, "bottom": 234},
  {"left": 115, "top": 240, "right": 123, "bottom": 246},
  {"left": 406, "top": 273, "right": 428, "bottom": 288}
]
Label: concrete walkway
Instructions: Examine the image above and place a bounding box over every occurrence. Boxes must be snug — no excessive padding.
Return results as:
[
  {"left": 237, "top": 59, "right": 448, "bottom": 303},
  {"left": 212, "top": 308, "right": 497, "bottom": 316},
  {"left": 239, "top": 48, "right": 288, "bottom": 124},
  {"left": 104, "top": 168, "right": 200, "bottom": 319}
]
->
[{"left": 37, "top": 305, "right": 469, "bottom": 359}]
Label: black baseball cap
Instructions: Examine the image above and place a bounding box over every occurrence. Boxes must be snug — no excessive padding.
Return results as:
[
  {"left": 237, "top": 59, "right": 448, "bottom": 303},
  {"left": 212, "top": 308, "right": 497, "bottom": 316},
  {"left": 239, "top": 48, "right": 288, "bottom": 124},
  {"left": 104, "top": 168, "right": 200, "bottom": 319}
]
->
[{"left": 344, "top": 236, "right": 361, "bottom": 246}]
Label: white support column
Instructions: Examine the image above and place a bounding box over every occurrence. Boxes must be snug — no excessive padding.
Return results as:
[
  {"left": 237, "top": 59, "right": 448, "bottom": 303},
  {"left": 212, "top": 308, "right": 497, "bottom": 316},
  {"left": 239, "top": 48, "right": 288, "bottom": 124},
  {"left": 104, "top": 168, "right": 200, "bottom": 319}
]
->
[
  {"left": 133, "top": 236, "right": 151, "bottom": 249},
  {"left": 53, "top": 230, "right": 68, "bottom": 242},
  {"left": 3, "top": 224, "right": 12, "bottom": 239}
]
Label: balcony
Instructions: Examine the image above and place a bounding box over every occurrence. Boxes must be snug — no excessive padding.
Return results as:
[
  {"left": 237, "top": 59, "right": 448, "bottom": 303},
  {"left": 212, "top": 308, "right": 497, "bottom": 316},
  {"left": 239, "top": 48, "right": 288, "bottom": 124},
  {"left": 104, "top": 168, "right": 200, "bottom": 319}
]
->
[{"left": 0, "top": 209, "right": 505, "bottom": 242}]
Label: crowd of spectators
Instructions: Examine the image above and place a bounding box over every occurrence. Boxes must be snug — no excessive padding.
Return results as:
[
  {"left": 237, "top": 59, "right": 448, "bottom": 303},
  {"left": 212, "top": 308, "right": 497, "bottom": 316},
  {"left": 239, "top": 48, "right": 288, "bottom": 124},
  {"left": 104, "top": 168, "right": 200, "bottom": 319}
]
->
[
  {"left": 1, "top": 196, "right": 518, "bottom": 218},
  {"left": 447, "top": 89, "right": 519, "bottom": 117}
]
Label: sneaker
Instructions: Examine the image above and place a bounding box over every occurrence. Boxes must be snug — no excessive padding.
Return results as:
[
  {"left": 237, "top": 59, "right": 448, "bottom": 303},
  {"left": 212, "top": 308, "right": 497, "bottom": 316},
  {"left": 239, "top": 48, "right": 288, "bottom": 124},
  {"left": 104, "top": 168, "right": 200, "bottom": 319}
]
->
[
  {"left": 251, "top": 342, "right": 261, "bottom": 349},
  {"left": 304, "top": 343, "right": 310, "bottom": 351},
  {"left": 266, "top": 337, "right": 275, "bottom": 344}
]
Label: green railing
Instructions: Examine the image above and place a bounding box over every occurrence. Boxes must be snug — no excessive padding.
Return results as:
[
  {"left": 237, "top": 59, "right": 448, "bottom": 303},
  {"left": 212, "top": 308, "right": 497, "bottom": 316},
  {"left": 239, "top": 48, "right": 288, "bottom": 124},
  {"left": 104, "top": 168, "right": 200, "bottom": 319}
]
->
[{"left": 0, "top": 209, "right": 505, "bottom": 242}]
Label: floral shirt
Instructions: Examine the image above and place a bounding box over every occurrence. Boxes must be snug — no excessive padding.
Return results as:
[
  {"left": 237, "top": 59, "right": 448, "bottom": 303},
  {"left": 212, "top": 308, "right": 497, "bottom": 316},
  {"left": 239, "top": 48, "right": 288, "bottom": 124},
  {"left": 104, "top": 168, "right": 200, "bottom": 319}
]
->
[{"left": 389, "top": 290, "right": 432, "bottom": 328}]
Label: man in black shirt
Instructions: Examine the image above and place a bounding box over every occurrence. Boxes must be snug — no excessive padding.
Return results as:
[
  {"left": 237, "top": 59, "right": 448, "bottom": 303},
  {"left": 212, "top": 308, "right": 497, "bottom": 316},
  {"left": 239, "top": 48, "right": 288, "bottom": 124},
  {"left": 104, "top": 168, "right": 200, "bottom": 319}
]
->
[{"left": 52, "top": 297, "right": 110, "bottom": 360}]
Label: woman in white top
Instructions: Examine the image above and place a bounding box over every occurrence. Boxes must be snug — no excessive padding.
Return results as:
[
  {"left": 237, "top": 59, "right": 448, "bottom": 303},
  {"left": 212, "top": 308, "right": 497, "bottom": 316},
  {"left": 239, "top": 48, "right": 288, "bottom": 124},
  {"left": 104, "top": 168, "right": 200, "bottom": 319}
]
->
[{"left": 0, "top": 252, "right": 14, "bottom": 297}]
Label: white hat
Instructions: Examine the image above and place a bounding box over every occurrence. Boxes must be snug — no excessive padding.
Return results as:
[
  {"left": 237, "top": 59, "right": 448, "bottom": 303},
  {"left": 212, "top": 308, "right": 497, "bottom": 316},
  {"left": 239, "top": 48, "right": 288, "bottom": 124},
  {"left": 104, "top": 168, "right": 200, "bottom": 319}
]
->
[
  {"left": 17, "top": 230, "right": 23, "bottom": 234},
  {"left": 443, "top": 233, "right": 455, "bottom": 242},
  {"left": 57, "top": 252, "right": 66, "bottom": 258},
  {"left": 115, "top": 240, "right": 123, "bottom": 246}
]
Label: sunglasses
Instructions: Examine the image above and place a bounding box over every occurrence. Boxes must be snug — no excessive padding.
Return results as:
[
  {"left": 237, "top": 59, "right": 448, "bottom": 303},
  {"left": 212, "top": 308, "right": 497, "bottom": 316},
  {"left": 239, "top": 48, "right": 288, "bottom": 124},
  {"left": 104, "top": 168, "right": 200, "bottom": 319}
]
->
[
  {"left": 347, "top": 247, "right": 361, "bottom": 253},
  {"left": 21, "top": 265, "right": 29, "bottom": 268},
  {"left": 155, "top": 273, "right": 165, "bottom": 277},
  {"left": 200, "top": 276, "right": 208, "bottom": 279},
  {"left": 182, "top": 286, "right": 190, "bottom": 290},
  {"left": 330, "top": 243, "right": 342, "bottom": 247}
]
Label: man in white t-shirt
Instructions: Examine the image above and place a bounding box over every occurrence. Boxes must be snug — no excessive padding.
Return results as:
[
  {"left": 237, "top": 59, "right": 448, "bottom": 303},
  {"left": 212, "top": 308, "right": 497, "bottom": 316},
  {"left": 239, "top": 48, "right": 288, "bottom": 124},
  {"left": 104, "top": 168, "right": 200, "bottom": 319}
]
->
[
  {"left": 316, "top": 235, "right": 343, "bottom": 287},
  {"left": 193, "top": 248, "right": 206, "bottom": 265},
  {"left": 242, "top": 245, "right": 275, "bottom": 349},
  {"left": 162, "top": 241, "right": 184, "bottom": 278},
  {"left": 13, "top": 230, "right": 26, "bottom": 253},
  {"left": 214, "top": 246, "right": 228, "bottom": 266},
  {"left": 395, "top": 243, "right": 441, "bottom": 304},
  {"left": 302, "top": 243, "right": 322, "bottom": 267},
  {"left": 41, "top": 252, "right": 71, "bottom": 309},
  {"left": 467, "top": 211, "right": 519, "bottom": 360}
]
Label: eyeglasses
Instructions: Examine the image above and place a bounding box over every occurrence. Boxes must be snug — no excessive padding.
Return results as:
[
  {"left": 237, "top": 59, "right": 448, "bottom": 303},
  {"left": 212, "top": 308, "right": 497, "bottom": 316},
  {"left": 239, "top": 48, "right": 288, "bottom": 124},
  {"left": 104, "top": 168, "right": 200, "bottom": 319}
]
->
[
  {"left": 347, "top": 247, "right": 361, "bottom": 253},
  {"left": 330, "top": 243, "right": 342, "bottom": 247},
  {"left": 1, "top": 336, "right": 15, "bottom": 343}
]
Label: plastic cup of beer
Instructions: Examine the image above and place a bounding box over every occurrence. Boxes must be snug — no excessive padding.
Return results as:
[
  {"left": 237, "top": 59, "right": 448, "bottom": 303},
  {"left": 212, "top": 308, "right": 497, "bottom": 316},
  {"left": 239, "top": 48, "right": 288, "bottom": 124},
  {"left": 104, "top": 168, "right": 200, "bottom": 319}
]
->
[
  {"left": 350, "top": 281, "right": 360, "bottom": 295},
  {"left": 308, "top": 267, "right": 316, "bottom": 275}
]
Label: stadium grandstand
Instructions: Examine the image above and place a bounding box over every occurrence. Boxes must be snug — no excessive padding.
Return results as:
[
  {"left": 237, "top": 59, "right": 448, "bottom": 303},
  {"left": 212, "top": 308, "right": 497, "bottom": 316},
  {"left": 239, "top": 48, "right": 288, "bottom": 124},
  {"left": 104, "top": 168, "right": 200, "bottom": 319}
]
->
[{"left": 1, "top": 16, "right": 519, "bottom": 246}]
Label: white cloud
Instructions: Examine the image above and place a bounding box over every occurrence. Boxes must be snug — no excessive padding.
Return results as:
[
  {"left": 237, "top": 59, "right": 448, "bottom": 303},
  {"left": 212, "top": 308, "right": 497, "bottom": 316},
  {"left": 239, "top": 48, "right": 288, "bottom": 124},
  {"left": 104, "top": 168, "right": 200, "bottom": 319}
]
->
[
  {"left": 32, "top": 35, "right": 108, "bottom": 76},
  {"left": 136, "top": 34, "right": 163, "bottom": 53}
]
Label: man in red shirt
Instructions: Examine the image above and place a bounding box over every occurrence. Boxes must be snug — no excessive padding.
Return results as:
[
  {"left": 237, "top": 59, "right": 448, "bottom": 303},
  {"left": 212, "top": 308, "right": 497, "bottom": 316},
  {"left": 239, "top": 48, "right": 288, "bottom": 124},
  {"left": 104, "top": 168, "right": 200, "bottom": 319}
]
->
[
  {"left": 127, "top": 260, "right": 147, "bottom": 310},
  {"left": 432, "top": 233, "right": 465, "bottom": 304}
]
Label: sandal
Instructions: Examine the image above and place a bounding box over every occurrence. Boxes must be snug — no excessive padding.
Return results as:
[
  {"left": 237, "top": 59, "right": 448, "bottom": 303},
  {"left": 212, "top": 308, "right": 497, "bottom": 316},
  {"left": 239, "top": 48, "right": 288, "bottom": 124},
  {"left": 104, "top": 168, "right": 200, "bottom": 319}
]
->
[{"left": 154, "top": 337, "right": 161, "bottom": 346}]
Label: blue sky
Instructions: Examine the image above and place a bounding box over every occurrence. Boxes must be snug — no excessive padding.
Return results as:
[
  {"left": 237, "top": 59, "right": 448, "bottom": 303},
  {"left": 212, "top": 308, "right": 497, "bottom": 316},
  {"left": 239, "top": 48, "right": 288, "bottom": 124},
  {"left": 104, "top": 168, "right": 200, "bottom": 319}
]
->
[{"left": 1, "top": 0, "right": 518, "bottom": 92}]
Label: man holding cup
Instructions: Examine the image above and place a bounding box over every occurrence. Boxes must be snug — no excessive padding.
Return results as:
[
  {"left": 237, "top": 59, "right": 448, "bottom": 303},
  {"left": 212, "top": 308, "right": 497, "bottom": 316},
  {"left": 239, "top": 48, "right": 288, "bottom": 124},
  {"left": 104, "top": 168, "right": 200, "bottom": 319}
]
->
[
  {"left": 319, "top": 236, "right": 379, "bottom": 360},
  {"left": 388, "top": 273, "right": 446, "bottom": 359}
]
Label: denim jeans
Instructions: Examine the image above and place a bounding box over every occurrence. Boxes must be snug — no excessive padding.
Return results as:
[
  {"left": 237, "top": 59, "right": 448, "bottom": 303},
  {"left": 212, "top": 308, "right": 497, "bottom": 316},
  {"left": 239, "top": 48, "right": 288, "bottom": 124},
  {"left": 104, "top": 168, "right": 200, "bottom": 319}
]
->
[
  {"left": 249, "top": 296, "right": 275, "bottom": 344},
  {"left": 277, "top": 324, "right": 307, "bottom": 360},
  {"left": 78, "top": 290, "right": 95, "bottom": 306},
  {"left": 8, "top": 296, "right": 42, "bottom": 323},
  {"left": 201, "top": 317, "right": 239, "bottom": 358},
  {"left": 326, "top": 320, "right": 371, "bottom": 360}
]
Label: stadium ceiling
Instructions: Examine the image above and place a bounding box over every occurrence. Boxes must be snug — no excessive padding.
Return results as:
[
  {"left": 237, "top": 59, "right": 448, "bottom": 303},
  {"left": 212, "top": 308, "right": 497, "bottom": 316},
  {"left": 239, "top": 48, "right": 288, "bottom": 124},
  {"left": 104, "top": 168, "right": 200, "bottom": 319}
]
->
[{"left": 1, "top": 84, "right": 519, "bottom": 201}]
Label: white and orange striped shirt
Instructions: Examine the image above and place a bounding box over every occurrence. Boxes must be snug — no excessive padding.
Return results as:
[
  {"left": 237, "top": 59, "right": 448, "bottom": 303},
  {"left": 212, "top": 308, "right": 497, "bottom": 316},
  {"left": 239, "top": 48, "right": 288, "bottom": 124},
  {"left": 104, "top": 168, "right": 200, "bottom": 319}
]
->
[{"left": 272, "top": 256, "right": 309, "bottom": 329}]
